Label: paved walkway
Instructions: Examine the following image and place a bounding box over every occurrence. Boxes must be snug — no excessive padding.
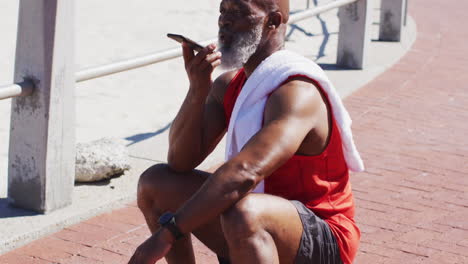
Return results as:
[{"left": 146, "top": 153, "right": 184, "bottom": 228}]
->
[
  {"left": 347, "top": 0, "right": 468, "bottom": 262},
  {"left": 1, "top": 0, "right": 467, "bottom": 263}
]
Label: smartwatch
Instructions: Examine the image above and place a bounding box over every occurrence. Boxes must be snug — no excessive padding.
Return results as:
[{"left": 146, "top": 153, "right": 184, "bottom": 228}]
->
[{"left": 158, "top": 212, "right": 184, "bottom": 240}]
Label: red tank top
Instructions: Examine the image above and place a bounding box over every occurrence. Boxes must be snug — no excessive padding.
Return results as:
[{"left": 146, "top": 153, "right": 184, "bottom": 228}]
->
[{"left": 223, "top": 68, "right": 360, "bottom": 264}]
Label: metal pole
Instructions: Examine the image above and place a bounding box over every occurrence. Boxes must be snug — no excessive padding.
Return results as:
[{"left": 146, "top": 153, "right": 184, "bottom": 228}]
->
[
  {"left": 9, "top": 0, "right": 75, "bottom": 213},
  {"left": 404, "top": 0, "right": 408, "bottom": 26},
  {"left": 0, "top": 80, "right": 34, "bottom": 100},
  {"left": 76, "top": 38, "right": 217, "bottom": 82}
]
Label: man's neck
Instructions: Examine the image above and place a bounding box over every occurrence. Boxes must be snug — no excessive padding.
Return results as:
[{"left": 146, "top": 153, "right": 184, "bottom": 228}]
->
[{"left": 243, "top": 43, "right": 284, "bottom": 78}]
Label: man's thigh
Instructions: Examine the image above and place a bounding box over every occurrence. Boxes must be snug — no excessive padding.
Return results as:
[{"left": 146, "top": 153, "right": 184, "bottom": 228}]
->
[
  {"left": 221, "top": 193, "right": 304, "bottom": 263},
  {"left": 138, "top": 163, "right": 212, "bottom": 210}
]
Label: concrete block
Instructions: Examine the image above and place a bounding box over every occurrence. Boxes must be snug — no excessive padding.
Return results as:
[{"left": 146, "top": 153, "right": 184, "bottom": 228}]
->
[
  {"left": 8, "top": 0, "right": 75, "bottom": 213},
  {"left": 379, "top": 0, "right": 406, "bottom": 41},
  {"left": 337, "top": 0, "right": 373, "bottom": 69}
]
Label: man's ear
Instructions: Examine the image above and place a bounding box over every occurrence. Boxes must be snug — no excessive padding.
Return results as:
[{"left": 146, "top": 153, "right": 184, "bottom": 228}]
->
[{"left": 267, "top": 11, "right": 283, "bottom": 29}]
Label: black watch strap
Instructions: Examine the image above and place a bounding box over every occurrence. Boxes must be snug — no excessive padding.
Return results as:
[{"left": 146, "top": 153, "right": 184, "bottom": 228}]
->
[{"left": 158, "top": 212, "right": 184, "bottom": 240}]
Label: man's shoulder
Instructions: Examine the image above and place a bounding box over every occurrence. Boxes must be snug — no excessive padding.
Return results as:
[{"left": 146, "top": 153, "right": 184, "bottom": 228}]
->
[
  {"left": 210, "top": 69, "right": 240, "bottom": 104},
  {"left": 265, "top": 76, "right": 326, "bottom": 120},
  {"left": 213, "top": 69, "right": 239, "bottom": 90},
  {"left": 270, "top": 76, "right": 322, "bottom": 103},
  {"left": 279, "top": 76, "right": 320, "bottom": 90}
]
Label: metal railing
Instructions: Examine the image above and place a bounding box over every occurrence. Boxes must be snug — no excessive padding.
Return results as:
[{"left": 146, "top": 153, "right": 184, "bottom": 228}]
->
[
  {"left": 1, "top": 0, "right": 408, "bottom": 98},
  {"left": 0, "top": 81, "right": 34, "bottom": 100},
  {"left": 76, "top": 0, "right": 360, "bottom": 82},
  {"left": 76, "top": 38, "right": 217, "bottom": 82},
  {"left": 2, "top": 0, "right": 407, "bottom": 213}
]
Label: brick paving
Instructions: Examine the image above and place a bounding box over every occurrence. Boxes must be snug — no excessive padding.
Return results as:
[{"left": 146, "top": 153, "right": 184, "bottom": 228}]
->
[
  {"left": 346, "top": 0, "right": 468, "bottom": 262},
  {"left": 0, "top": 203, "right": 218, "bottom": 264},
  {"left": 1, "top": 0, "right": 468, "bottom": 263}
]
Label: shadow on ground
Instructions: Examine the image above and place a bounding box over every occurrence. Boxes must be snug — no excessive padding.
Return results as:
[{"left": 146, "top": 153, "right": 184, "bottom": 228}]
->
[
  {"left": 0, "top": 198, "right": 39, "bottom": 219},
  {"left": 318, "top": 63, "right": 353, "bottom": 71},
  {"left": 74, "top": 172, "right": 125, "bottom": 189},
  {"left": 124, "top": 122, "right": 172, "bottom": 147}
]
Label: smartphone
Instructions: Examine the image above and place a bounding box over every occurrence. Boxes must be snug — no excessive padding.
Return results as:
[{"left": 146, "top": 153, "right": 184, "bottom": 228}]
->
[{"left": 167, "top": 33, "right": 204, "bottom": 52}]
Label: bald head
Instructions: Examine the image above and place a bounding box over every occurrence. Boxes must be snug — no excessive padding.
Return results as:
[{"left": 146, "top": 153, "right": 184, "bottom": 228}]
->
[
  {"left": 252, "top": 0, "right": 289, "bottom": 23},
  {"left": 277, "top": 0, "right": 289, "bottom": 23}
]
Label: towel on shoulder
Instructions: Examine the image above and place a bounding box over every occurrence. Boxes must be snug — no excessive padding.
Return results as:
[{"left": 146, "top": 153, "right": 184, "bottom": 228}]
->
[{"left": 225, "top": 49, "right": 365, "bottom": 173}]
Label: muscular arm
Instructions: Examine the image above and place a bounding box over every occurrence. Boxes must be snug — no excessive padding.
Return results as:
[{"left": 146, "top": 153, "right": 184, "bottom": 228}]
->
[
  {"left": 168, "top": 43, "right": 235, "bottom": 172},
  {"left": 174, "top": 78, "right": 329, "bottom": 234},
  {"left": 168, "top": 71, "right": 235, "bottom": 172}
]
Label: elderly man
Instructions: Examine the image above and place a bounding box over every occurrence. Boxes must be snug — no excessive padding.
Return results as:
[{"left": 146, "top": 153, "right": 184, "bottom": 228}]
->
[{"left": 129, "top": 0, "right": 363, "bottom": 263}]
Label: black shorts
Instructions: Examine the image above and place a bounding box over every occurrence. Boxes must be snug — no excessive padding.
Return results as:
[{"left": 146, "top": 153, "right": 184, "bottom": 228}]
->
[
  {"left": 291, "top": 200, "right": 343, "bottom": 264},
  {"left": 217, "top": 201, "right": 343, "bottom": 264}
]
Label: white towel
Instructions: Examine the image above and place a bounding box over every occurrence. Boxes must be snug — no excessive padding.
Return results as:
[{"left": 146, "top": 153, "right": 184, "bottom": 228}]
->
[{"left": 225, "top": 50, "right": 364, "bottom": 192}]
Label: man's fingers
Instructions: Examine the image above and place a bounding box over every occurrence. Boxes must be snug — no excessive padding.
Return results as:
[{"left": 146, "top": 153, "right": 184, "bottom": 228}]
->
[
  {"left": 206, "top": 51, "right": 222, "bottom": 63},
  {"left": 182, "top": 42, "right": 195, "bottom": 64},
  {"left": 191, "top": 43, "right": 216, "bottom": 66},
  {"left": 209, "top": 59, "right": 222, "bottom": 71},
  {"left": 199, "top": 52, "right": 222, "bottom": 71},
  {"left": 211, "top": 59, "right": 222, "bottom": 68},
  {"left": 201, "top": 58, "right": 222, "bottom": 73}
]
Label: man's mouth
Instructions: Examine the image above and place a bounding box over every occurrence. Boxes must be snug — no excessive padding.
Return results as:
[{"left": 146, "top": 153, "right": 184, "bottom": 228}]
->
[
  {"left": 218, "top": 30, "right": 233, "bottom": 46},
  {"left": 218, "top": 34, "right": 227, "bottom": 44}
]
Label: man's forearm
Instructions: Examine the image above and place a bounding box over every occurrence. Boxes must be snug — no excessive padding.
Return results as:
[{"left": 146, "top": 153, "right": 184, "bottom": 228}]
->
[
  {"left": 168, "top": 88, "right": 208, "bottom": 171},
  {"left": 169, "top": 43, "right": 222, "bottom": 171},
  {"left": 173, "top": 159, "right": 259, "bottom": 235}
]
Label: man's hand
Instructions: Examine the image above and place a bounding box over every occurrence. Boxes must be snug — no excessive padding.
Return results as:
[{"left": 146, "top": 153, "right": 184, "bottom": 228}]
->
[
  {"left": 182, "top": 42, "right": 222, "bottom": 98},
  {"left": 167, "top": 42, "right": 229, "bottom": 172},
  {"left": 128, "top": 228, "right": 175, "bottom": 264}
]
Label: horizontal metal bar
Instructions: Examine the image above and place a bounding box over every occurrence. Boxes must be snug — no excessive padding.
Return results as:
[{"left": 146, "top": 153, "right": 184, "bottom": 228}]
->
[
  {"left": 76, "top": 38, "right": 217, "bottom": 82},
  {"left": 76, "top": 0, "right": 358, "bottom": 82},
  {"left": 288, "top": 0, "right": 358, "bottom": 24},
  {"left": 0, "top": 80, "right": 34, "bottom": 100}
]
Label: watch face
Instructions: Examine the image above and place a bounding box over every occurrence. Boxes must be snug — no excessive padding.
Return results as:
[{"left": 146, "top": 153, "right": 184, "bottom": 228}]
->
[{"left": 159, "top": 212, "right": 174, "bottom": 225}]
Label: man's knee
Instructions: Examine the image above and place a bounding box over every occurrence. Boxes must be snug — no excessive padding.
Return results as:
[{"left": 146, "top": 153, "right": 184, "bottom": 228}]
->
[
  {"left": 138, "top": 163, "right": 171, "bottom": 191},
  {"left": 138, "top": 163, "right": 209, "bottom": 213},
  {"left": 137, "top": 163, "right": 173, "bottom": 209},
  {"left": 220, "top": 195, "right": 262, "bottom": 239}
]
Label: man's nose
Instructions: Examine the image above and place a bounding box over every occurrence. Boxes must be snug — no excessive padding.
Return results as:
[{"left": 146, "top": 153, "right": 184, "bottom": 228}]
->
[{"left": 218, "top": 15, "right": 232, "bottom": 28}]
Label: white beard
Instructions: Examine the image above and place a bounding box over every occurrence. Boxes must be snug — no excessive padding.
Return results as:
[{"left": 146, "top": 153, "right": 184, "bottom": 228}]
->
[{"left": 218, "top": 24, "right": 263, "bottom": 71}]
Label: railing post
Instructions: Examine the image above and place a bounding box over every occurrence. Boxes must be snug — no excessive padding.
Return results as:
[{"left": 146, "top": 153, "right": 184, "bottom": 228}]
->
[
  {"left": 336, "top": 0, "right": 372, "bottom": 69},
  {"left": 8, "top": 0, "right": 75, "bottom": 213},
  {"left": 404, "top": 0, "right": 408, "bottom": 26},
  {"left": 379, "top": 0, "right": 406, "bottom": 41}
]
